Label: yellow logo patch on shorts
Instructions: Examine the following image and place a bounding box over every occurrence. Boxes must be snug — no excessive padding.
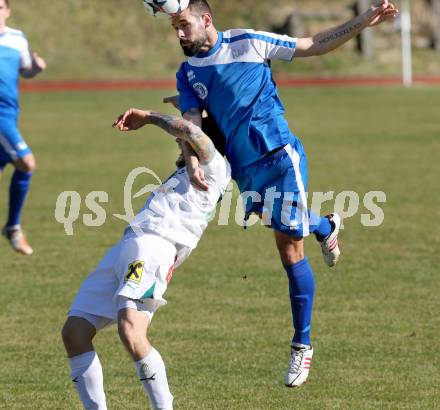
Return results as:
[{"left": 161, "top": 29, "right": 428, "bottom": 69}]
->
[{"left": 125, "top": 261, "right": 145, "bottom": 283}]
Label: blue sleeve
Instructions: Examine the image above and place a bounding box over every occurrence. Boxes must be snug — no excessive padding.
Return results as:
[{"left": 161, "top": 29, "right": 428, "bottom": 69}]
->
[{"left": 176, "top": 63, "right": 203, "bottom": 115}]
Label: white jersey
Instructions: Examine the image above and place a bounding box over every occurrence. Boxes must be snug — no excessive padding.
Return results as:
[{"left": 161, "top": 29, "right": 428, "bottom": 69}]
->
[{"left": 126, "top": 151, "right": 231, "bottom": 251}]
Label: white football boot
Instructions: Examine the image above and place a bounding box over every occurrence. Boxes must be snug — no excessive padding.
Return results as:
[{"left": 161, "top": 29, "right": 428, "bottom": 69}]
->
[
  {"left": 284, "top": 343, "right": 314, "bottom": 388},
  {"left": 2, "top": 226, "right": 33, "bottom": 256},
  {"left": 320, "top": 213, "right": 341, "bottom": 267}
]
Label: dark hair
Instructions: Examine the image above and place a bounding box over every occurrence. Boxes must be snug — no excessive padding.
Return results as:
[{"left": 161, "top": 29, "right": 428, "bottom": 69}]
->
[
  {"left": 188, "top": 0, "right": 212, "bottom": 17},
  {"left": 5, "top": 0, "right": 10, "bottom": 7},
  {"left": 202, "top": 114, "right": 225, "bottom": 157}
]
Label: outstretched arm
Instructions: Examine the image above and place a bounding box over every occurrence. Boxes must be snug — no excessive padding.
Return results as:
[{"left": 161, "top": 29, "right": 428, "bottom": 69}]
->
[
  {"left": 295, "top": 0, "right": 398, "bottom": 57},
  {"left": 113, "top": 108, "right": 216, "bottom": 165}
]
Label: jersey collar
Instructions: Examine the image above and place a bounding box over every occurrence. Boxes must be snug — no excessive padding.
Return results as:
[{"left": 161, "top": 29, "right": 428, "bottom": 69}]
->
[{"left": 195, "top": 31, "right": 223, "bottom": 58}]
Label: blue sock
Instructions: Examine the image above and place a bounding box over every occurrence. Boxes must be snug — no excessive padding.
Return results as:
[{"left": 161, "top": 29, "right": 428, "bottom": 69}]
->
[
  {"left": 309, "top": 212, "right": 332, "bottom": 240},
  {"left": 284, "top": 258, "right": 315, "bottom": 346},
  {"left": 7, "top": 170, "right": 33, "bottom": 228}
]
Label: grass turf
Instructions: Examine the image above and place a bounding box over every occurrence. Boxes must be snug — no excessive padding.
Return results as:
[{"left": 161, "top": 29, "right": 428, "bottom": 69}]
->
[
  {"left": 7, "top": 0, "right": 440, "bottom": 80},
  {"left": 0, "top": 86, "right": 439, "bottom": 409}
]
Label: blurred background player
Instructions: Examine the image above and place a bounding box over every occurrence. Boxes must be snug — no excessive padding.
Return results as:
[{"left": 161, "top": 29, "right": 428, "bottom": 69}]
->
[
  {"left": 0, "top": 0, "right": 46, "bottom": 255},
  {"left": 61, "top": 107, "right": 230, "bottom": 410},
  {"left": 171, "top": 0, "right": 398, "bottom": 387}
]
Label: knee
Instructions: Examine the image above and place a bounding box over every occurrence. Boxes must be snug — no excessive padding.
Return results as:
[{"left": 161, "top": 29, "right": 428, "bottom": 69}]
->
[
  {"left": 279, "top": 248, "right": 304, "bottom": 266},
  {"left": 61, "top": 320, "right": 75, "bottom": 347},
  {"left": 118, "top": 318, "right": 138, "bottom": 353},
  {"left": 15, "top": 155, "right": 36, "bottom": 173},
  {"left": 62, "top": 317, "right": 95, "bottom": 356},
  {"left": 275, "top": 234, "right": 305, "bottom": 266},
  {"left": 26, "top": 156, "right": 36, "bottom": 173},
  {"left": 117, "top": 307, "right": 151, "bottom": 360},
  {"left": 118, "top": 315, "right": 151, "bottom": 358}
]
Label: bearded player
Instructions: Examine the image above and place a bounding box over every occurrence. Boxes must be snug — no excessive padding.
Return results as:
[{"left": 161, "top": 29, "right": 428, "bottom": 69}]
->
[{"left": 170, "top": 0, "right": 398, "bottom": 387}]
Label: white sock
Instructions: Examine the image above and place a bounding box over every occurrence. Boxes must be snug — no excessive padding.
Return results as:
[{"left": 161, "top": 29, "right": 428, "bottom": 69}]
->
[
  {"left": 135, "top": 348, "right": 173, "bottom": 410},
  {"left": 69, "top": 351, "right": 107, "bottom": 410}
]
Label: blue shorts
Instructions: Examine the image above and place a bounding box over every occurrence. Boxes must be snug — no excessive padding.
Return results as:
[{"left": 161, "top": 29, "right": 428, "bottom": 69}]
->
[
  {"left": 0, "top": 117, "right": 32, "bottom": 169},
  {"left": 233, "top": 134, "right": 310, "bottom": 238}
]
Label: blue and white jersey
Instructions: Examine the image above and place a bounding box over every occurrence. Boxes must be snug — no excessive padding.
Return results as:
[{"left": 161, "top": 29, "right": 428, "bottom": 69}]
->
[
  {"left": 0, "top": 27, "right": 32, "bottom": 117},
  {"left": 176, "top": 29, "right": 297, "bottom": 171}
]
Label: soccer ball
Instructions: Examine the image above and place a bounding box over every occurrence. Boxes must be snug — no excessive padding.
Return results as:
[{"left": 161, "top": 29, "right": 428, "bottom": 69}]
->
[{"left": 143, "top": 0, "right": 189, "bottom": 17}]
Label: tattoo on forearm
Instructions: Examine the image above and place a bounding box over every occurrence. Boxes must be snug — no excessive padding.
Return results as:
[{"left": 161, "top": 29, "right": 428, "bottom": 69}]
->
[
  {"left": 148, "top": 113, "right": 189, "bottom": 140},
  {"left": 318, "top": 22, "right": 363, "bottom": 45},
  {"left": 148, "top": 112, "right": 216, "bottom": 164},
  {"left": 190, "top": 133, "right": 216, "bottom": 164}
]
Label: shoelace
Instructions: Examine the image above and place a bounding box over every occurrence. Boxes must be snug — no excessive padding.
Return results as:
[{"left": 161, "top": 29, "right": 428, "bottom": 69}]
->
[{"left": 288, "top": 348, "right": 306, "bottom": 373}]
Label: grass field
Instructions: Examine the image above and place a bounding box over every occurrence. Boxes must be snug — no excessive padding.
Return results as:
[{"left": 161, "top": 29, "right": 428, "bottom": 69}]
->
[
  {"left": 8, "top": 0, "right": 440, "bottom": 80},
  {"left": 0, "top": 86, "right": 439, "bottom": 409}
]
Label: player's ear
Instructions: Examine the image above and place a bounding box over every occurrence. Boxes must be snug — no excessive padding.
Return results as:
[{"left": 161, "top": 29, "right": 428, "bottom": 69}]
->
[{"left": 202, "top": 13, "right": 212, "bottom": 29}]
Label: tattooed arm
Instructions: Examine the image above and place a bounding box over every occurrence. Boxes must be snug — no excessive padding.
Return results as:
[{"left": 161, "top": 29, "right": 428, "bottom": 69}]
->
[
  {"left": 148, "top": 110, "right": 216, "bottom": 165},
  {"left": 180, "top": 108, "right": 210, "bottom": 190},
  {"left": 295, "top": 0, "right": 398, "bottom": 57},
  {"left": 113, "top": 108, "right": 216, "bottom": 165},
  {"left": 181, "top": 108, "right": 203, "bottom": 165}
]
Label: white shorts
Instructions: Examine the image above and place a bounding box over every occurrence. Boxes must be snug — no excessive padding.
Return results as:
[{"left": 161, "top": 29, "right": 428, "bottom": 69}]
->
[{"left": 69, "top": 233, "right": 179, "bottom": 328}]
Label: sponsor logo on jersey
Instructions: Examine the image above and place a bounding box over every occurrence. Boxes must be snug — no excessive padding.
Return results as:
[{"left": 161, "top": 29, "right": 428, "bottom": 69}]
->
[
  {"left": 125, "top": 260, "right": 145, "bottom": 283},
  {"left": 187, "top": 70, "right": 195, "bottom": 82},
  {"left": 193, "top": 82, "right": 208, "bottom": 100},
  {"left": 232, "top": 46, "right": 246, "bottom": 59}
]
